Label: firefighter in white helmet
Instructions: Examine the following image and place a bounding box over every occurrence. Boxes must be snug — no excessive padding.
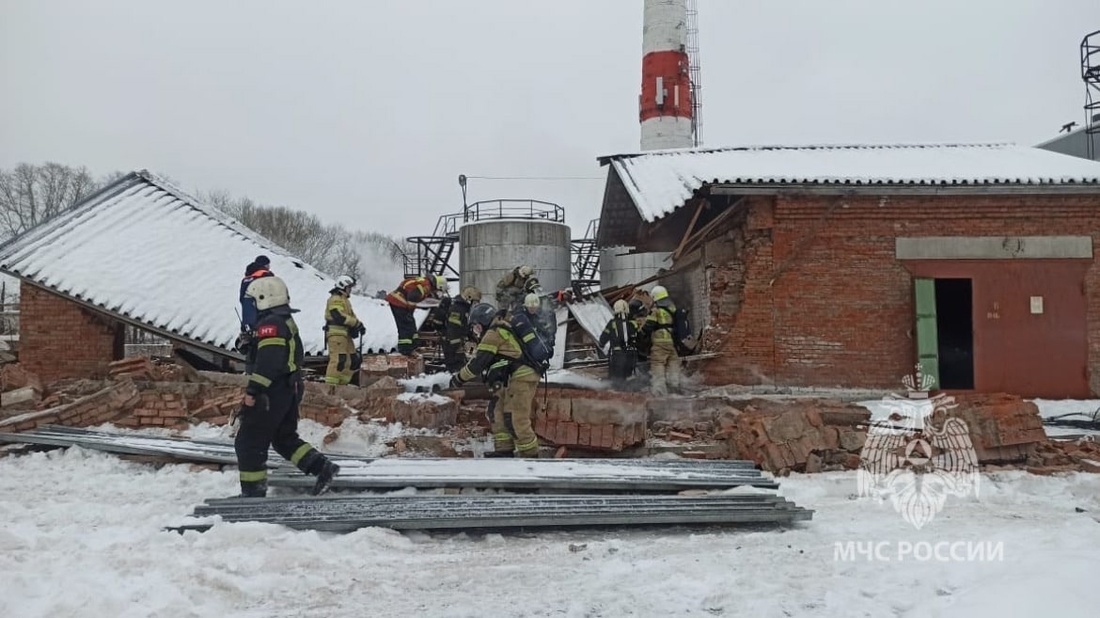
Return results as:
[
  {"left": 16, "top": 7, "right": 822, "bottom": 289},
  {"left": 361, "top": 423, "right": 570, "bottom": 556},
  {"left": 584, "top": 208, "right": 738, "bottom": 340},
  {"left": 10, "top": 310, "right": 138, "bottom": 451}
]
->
[
  {"left": 324, "top": 275, "right": 364, "bottom": 385},
  {"left": 237, "top": 275, "right": 339, "bottom": 497}
]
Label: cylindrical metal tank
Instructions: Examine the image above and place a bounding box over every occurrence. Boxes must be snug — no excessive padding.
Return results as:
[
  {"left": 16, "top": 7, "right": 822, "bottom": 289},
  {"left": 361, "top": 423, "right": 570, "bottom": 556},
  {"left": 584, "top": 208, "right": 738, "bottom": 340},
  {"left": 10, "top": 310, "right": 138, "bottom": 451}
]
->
[
  {"left": 460, "top": 220, "right": 572, "bottom": 308},
  {"left": 599, "top": 246, "right": 670, "bottom": 290}
]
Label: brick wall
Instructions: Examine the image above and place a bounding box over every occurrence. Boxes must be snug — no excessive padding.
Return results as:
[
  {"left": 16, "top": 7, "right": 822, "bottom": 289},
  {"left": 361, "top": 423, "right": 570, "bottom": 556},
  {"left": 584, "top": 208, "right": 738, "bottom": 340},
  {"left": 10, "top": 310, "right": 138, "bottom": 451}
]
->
[
  {"left": 20, "top": 284, "right": 124, "bottom": 382},
  {"left": 698, "top": 193, "right": 1100, "bottom": 393}
]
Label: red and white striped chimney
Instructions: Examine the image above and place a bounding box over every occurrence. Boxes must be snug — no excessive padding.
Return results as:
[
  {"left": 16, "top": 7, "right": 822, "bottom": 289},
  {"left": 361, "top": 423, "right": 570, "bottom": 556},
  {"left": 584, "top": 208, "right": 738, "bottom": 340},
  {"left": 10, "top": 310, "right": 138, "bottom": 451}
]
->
[{"left": 640, "top": 0, "right": 694, "bottom": 150}]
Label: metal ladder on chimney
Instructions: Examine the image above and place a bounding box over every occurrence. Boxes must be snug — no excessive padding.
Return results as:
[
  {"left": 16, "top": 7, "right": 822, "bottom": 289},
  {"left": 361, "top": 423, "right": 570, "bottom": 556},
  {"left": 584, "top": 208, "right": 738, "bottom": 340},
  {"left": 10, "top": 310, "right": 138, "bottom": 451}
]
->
[{"left": 686, "top": 0, "right": 703, "bottom": 147}]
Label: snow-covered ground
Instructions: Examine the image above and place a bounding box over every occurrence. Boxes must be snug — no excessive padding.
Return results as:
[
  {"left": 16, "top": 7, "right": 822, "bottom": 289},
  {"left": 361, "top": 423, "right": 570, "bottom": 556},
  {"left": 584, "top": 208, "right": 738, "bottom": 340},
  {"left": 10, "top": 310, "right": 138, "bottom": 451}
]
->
[
  {"left": 3, "top": 396, "right": 1100, "bottom": 616},
  {"left": 2, "top": 444, "right": 1098, "bottom": 616}
]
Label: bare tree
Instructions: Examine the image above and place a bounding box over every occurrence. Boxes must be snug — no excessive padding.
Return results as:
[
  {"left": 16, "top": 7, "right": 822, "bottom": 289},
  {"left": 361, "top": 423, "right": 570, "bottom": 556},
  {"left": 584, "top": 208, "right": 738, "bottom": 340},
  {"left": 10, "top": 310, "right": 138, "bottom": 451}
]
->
[
  {"left": 0, "top": 163, "right": 100, "bottom": 239},
  {"left": 199, "top": 188, "right": 407, "bottom": 284}
]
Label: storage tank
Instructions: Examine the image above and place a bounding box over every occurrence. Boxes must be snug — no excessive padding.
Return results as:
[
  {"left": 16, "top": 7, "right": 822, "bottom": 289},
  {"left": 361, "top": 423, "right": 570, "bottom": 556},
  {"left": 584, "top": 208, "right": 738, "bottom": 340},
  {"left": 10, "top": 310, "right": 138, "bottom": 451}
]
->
[
  {"left": 458, "top": 200, "right": 572, "bottom": 308},
  {"left": 599, "top": 246, "right": 670, "bottom": 290}
]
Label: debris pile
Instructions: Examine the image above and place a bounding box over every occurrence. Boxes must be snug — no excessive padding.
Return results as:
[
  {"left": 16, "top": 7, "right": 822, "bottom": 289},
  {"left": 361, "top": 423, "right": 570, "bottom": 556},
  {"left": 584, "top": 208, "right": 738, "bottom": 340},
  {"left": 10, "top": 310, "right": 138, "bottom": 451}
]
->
[
  {"left": 1023, "top": 438, "right": 1100, "bottom": 475},
  {"left": 533, "top": 388, "right": 648, "bottom": 451},
  {"left": 726, "top": 398, "right": 870, "bottom": 474},
  {"left": 724, "top": 393, "right": 1065, "bottom": 475}
]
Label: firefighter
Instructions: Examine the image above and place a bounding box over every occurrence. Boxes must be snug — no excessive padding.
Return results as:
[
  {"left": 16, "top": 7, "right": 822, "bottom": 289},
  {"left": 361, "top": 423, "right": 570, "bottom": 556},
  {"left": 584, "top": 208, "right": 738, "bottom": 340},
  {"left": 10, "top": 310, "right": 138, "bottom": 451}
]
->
[
  {"left": 386, "top": 273, "right": 446, "bottom": 355},
  {"left": 324, "top": 275, "right": 364, "bottom": 385},
  {"left": 628, "top": 297, "right": 651, "bottom": 364},
  {"left": 495, "top": 265, "right": 541, "bottom": 312},
  {"left": 235, "top": 255, "right": 274, "bottom": 374},
  {"left": 450, "top": 302, "right": 542, "bottom": 458},
  {"left": 599, "top": 299, "right": 639, "bottom": 387},
  {"left": 641, "top": 285, "right": 682, "bottom": 396},
  {"left": 442, "top": 286, "right": 482, "bottom": 372},
  {"left": 236, "top": 276, "right": 339, "bottom": 497},
  {"left": 520, "top": 291, "right": 556, "bottom": 346}
]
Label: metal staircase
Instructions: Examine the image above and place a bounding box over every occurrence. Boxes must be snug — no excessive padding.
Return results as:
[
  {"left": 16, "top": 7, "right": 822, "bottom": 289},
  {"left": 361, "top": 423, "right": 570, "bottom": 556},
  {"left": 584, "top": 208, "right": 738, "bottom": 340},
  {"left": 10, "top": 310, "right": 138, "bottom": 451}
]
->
[
  {"left": 571, "top": 218, "right": 601, "bottom": 293},
  {"left": 1083, "top": 29, "right": 1100, "bottom": 160},
  {"left": 403, "top": 212, "right": 462, "bottom": 279}
]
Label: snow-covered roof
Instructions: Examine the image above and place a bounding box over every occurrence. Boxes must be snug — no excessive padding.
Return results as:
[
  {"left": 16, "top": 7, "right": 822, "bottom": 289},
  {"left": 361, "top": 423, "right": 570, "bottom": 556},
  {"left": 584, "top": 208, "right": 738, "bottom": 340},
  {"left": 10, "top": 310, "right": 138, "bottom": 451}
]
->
[
  {"left": 0, "top": 170, "right": 422, "bottom": 356},
  {"left": 599, "top": 142, "right": 1100, "bottom": 222}
]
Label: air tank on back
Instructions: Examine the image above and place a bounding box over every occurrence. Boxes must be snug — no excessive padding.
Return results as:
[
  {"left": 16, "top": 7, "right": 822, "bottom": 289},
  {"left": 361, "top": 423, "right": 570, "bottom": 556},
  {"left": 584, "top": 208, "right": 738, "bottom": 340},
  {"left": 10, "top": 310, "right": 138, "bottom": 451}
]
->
[{"left": 458, "top": 199, "right": 572, "bottom": 308}]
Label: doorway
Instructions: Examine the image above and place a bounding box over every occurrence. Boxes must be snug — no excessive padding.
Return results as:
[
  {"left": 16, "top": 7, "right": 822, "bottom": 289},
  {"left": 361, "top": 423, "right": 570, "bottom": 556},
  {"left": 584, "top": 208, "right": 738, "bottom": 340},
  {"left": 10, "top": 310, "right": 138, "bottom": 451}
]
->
[{"left": 933, "top": 278, "right": 974, "bottom": 389}]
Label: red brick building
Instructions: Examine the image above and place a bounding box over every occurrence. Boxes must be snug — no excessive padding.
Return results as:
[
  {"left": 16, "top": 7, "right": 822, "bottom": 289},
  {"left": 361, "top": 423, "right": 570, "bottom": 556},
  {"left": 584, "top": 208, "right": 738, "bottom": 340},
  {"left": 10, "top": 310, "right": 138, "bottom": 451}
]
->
[{"left": 596, "top": 143, "right": 1100, "bottom": 397}]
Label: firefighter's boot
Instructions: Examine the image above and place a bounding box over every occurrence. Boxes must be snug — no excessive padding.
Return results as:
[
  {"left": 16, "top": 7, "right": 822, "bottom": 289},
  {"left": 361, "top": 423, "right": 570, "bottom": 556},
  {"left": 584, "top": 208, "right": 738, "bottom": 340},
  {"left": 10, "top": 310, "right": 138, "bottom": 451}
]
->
[{"left": 239, "top": 480, "right": 267, "bottom": 498}]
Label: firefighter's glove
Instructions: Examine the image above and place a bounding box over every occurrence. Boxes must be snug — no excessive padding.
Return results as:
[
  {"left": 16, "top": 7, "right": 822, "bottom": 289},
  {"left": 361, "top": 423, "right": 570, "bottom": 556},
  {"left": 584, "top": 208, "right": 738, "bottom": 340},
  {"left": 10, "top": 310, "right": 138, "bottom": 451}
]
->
[
  {"left": 243, "top": 391, "right": 269, "bottom": 413},
  {"left": 355, "top": 323, "right": 367, "bottom": 337},
  {"left": 524, "top": 278, "right": 542, "bottom": 294},
  {"left": 449, "top": 374, "right": 464, "bottom": 389}
]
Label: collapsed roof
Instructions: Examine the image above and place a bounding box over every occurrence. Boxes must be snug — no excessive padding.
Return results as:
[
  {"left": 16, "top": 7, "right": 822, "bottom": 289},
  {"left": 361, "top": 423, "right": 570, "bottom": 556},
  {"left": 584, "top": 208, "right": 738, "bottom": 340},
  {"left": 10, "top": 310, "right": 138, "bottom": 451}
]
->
[{"left": 0, "top": 170, "right": 423, "bottom": 357}]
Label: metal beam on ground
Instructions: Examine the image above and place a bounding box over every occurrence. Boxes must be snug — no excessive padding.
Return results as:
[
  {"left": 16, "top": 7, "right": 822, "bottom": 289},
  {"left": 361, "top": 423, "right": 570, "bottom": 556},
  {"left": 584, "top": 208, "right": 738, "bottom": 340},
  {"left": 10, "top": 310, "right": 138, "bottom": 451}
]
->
[
  {"left": 173, "top": 493, "right": 812, "bottom": 533},
  {"left": 0, "top": 426, "right": 774, "bottom": 490}
]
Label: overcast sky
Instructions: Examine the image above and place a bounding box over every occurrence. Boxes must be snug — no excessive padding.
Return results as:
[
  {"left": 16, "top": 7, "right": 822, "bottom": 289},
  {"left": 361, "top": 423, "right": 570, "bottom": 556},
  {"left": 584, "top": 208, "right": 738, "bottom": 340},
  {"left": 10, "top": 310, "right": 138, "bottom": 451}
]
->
[{"left": 2, "top": 0, "right": 1098, "bottom": 239}]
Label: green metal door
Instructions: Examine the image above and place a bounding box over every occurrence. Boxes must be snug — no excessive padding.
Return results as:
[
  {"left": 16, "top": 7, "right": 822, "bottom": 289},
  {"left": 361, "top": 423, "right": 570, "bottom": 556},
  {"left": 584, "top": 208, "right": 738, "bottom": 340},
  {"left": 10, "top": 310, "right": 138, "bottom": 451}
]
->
[{"left": 913, "top": 278, "right": 940, "bottom": 389}]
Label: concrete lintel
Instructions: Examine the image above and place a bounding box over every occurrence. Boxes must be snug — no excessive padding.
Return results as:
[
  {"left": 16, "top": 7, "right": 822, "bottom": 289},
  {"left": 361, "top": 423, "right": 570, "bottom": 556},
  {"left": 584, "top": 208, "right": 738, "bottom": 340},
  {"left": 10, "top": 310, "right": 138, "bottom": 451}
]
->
[{"left": 895, "top": 236, "right": 1093, "bottom": 260}]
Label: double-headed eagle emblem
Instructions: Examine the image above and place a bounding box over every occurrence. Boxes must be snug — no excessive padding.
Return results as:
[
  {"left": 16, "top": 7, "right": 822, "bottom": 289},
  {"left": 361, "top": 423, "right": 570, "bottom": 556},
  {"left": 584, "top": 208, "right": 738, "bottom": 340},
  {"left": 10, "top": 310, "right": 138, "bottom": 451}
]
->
[{"left": 857, "top": 365, "right": 980, "bottom": 529}]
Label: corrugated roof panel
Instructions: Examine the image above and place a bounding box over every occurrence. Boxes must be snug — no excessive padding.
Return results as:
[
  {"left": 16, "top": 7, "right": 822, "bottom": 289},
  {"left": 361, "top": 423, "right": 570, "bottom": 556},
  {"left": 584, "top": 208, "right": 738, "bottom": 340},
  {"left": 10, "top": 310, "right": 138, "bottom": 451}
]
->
[
  {"left": 0, "top": 171, "right": 423, "bottom": 356},
  {"left": 603, "top": 142, "right": 1100, "bottom": 222},
  {"left": 568, "top": 296, "right": 614, "bottom": 353}
]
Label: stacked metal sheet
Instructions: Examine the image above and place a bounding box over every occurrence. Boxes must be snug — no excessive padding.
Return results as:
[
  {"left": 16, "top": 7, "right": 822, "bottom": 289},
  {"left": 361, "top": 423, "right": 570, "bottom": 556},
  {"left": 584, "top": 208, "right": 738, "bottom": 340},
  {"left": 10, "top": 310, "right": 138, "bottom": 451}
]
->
[
  {"left": 175, "top": 493, "right": 812, "bottom": 533},
  {"left": 1, "top": 425, "right": 815, "bottom": 532},
  {"left": 266, "top": 457, "right": 779, "bottom": 491},
  {"left": 0, "top": 425, "right": 249, "bottom": 465}
]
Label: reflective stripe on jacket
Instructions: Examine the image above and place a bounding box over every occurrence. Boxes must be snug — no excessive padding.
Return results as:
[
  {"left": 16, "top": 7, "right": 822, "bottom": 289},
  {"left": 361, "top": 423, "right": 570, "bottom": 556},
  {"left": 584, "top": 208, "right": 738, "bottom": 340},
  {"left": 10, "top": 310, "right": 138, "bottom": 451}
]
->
[
  {"left": 386, "top": 277, "right": 431, "bottom": 309},
  {"left": 325, "top": 291, "right": 360, "bottom": 336}
]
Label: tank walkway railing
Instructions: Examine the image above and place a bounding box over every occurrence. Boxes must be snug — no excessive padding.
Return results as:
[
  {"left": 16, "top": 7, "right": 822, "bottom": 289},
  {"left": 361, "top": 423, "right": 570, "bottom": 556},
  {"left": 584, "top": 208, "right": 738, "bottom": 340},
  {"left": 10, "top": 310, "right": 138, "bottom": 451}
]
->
[
  {"left": 464, "top": 199, "right": 565, "bottom": 224},
  {"left": 403, "top": 212, "right": 464, "bottom": 279},
  {"left": 570, "top": 218, "right": 601, "bottom": 294},
  {"left": 433, "top": 212, "right": 463, "bottom": 239}
]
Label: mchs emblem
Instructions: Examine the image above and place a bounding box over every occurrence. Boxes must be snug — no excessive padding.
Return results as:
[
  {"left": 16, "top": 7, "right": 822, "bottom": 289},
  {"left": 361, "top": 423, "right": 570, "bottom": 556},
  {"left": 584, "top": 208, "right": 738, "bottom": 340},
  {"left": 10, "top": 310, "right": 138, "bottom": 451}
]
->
[{"left": 857, "top": 364, "right": 980, "bottom": 529}]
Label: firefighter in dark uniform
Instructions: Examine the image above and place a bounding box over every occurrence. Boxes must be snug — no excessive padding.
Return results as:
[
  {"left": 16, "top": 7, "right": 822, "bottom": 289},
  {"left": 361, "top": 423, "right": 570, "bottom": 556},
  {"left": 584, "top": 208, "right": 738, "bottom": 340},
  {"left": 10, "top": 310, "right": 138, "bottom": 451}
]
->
[
  {"left": 442, "top": 286, "right": 482, "bottom": 372},
  {"left": 599, "top": 299, "right": 639, "bottom": 387},
  {"left": 386, "top": 273, "right": 446, "bottom": 355},
  {"left": 235, "top": 255, "right": 273, "bottom": 374},
  {"left": 450, "top": 303, "right": 542, "bottom": 458},
  {"left": 236, "top": 276, "right": 340, "bottom": 497}
]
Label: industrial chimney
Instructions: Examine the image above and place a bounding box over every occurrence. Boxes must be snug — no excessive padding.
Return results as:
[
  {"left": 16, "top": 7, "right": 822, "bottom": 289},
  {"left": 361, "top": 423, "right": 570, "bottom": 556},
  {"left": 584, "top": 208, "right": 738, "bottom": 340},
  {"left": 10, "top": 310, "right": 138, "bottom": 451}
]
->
[{"left": 640, "top": 0, "right": 694, "bottom": 150}]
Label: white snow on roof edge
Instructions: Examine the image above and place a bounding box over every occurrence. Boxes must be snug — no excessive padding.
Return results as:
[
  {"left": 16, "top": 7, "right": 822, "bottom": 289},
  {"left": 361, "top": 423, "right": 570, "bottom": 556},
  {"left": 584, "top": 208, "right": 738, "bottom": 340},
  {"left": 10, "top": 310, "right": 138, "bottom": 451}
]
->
[{"left": 600, "top": 142, "right": 1100, "bottom": 222}]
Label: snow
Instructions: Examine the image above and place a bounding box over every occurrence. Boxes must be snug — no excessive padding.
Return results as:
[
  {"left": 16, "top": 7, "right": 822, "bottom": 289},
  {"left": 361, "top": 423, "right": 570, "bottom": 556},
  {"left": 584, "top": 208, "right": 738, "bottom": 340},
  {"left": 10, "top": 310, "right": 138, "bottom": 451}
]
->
[
  {"left": 603, "top": 142, "right": 1100, "bottom": 222},
  {"left": 2, "top": 445, "right": 1099, "bottom": 617},
  {"left": 400, "top": 369, "right": 610, "bottom": 393},
  {"left": 399, "top": 371, "right": 453, "bottom": 392},
  {"left": 1029, "top": 398, "right": 1100, "bottom": 420},
  {"left": 546, "top": 369, "right": 611, "bottom": 390},
  {"left": 0, "top": 171, "right": 423, "bottom": 355},
  {"left": 396, "top": 392, "right": 453, "bottom": 406}
]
